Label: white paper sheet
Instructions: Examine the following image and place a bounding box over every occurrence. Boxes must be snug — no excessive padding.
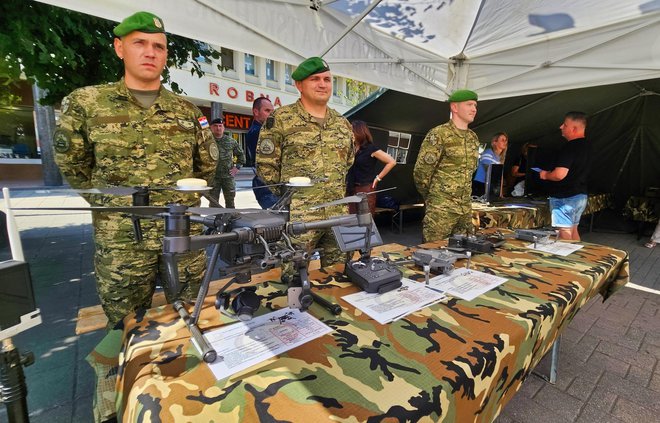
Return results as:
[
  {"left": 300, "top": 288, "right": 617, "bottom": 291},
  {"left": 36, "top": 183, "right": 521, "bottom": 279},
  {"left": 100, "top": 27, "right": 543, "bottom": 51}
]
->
[
  {"left": 428, "top": 267, "right": 509, "bottom": 301},
  {"left": 526, "top": 241, "right": 584, "bottom": 256},
  {"left": 205, "top": 308, "right": 332, "bottom": 380},
  {"left": 341, "top": 278, "right": 447, "bottom": 325}
]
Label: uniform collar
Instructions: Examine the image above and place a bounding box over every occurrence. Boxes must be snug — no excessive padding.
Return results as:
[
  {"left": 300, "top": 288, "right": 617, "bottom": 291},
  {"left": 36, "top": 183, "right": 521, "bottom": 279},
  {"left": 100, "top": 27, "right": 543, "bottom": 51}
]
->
[
  {"left": 293, "top": 99, "right": 337, "bottom": 122},
  {"left": 113, "top": 78, "right": 172, "bottom": 110},
  {"left": 447, "top": 119, "right": 472, "bottom": 135}
]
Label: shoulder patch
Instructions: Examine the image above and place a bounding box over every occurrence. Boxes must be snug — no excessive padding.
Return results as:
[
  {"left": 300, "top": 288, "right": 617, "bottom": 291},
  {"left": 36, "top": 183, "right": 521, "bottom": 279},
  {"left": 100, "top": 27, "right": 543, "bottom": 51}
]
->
[
  {"left": 423, "top": 152, "right": 437, "bottom": 164},
  {"left": 198, "top": 116, "right": 209, "bottom": 129},
  {"left": 259, "top": 139, "right": 275, "bottom": 155},
  {"left": 208, "top": 142, "right": 219, "bottom": 161},
  {"left": 53, "top": 129, "right": 71, "bottom": 153},
  {"left": 60, "top": 96, "right": 70, "bottom": 114}
]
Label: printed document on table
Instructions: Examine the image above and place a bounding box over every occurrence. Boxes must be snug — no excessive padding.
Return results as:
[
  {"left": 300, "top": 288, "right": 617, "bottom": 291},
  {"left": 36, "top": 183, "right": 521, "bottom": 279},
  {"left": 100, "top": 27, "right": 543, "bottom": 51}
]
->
[
  {"left": 205, "top": 308, "right": 332, "bottom": 380},
  {"left": 526, "top": 241, "right": 584, "bottom": 256},
  {"left": 342, "top": 278, "right": 446, "bottom": 325},
  {"left": 428, "top": 267, "right": 508, "bottom": 301}
]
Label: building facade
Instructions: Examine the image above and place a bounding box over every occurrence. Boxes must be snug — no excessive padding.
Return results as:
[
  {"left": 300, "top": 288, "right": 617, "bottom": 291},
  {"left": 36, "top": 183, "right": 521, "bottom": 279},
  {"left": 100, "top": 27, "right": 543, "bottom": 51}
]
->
[{"left": 0, "top": 47, "right": 376, "bottom": 186}]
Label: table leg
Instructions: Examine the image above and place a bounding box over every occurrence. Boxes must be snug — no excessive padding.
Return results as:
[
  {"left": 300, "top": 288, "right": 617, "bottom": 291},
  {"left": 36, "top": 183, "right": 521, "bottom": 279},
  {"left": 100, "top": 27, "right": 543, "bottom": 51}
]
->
[{"left": 532, "top": 335, "right": 560, "bottom": 384}]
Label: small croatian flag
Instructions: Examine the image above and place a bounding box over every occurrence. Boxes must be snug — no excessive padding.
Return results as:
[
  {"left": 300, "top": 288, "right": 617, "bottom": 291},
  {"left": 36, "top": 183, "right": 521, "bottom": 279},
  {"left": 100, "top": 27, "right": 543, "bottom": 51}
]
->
[{"left": 198, "top": 116, "right": 209, "bottom": 129}]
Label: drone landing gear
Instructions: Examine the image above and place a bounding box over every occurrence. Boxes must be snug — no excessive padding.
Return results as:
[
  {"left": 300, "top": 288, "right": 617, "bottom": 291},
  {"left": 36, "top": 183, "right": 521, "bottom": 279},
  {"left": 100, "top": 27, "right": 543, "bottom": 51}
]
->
[
  {"left": 284, "top": 254, "right": 342, "bottom": 316},
  {"left": 0, "top": 339, "right": 34, "bottom": 423}
]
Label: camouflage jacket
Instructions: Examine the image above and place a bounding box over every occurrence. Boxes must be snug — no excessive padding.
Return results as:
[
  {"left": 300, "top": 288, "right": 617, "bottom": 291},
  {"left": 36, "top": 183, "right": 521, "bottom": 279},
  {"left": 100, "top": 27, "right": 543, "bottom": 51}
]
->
[
  {"left": 255, "top": 100, "right": 354, "bottom": 218},
  {"left": 214, "top": 135, "right": 245, "bottom": 176},
  {"left": 413, "top": 120, "right": 479, "bottom": 203},
  {"left": 53, "top": 79, "right": 217, "bottom": 248}
]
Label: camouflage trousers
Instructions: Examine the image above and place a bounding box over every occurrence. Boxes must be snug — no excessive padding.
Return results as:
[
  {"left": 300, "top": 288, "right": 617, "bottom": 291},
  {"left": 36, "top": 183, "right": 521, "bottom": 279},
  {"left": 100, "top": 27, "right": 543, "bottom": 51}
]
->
[
  {"left": 94, "top": 243, "right": 206, "bottom": 329},
  {"left": 296, "top": 228, "right": 344, "bottom": 268},
  {"left": 422, "top": 198, "right": 474, "bottom": 243},
  {"left": 211, "top": 175, "right": 236, "bottom": 208},
  {"left": 281, "top": 229, "right": 345, "bottom": 282}
]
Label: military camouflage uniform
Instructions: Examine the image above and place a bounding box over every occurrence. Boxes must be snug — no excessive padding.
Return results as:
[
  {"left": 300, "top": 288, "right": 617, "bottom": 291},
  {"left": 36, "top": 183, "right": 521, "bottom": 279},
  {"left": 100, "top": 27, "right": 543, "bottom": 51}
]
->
[
  {"left": 414, "top": 120, "right": 479, "bottom": 242},
  {"left": 53, "top": 78, "right": 217, "bottom": 328},
  {"left": 210, "top": 134, "right": 245, "bottom": 208},
  {"left": 256, "top": 100, "right": 354, "bottom": 267}
]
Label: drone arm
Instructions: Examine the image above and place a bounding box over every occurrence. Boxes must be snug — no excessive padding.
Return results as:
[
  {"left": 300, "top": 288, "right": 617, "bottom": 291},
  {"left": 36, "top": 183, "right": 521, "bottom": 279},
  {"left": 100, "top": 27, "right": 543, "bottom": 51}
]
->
[
  {"left": 190, "top": 228, "right": 256, "bottom": 252},
  {"left": 287, "top": 215, "right": 358, "bottom": 235},
  {"left": 189, "top": 214, "right": 225, "bottom": 230},
  {"left": 201, "top": 192, "right": 223, "bottom": 208},
  {"left": 131, "top": 217, "right": 144, "bottom": 242},
  {"left": 162, "top": 253, "right": 181, "bottom": 299}
]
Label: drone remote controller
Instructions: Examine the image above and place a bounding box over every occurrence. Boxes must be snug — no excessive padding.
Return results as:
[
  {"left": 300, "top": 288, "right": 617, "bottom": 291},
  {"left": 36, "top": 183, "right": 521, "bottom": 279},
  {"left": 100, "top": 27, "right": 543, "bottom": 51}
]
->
[{"left": 345, "top": 257, "right": 402, "bottom": 294}]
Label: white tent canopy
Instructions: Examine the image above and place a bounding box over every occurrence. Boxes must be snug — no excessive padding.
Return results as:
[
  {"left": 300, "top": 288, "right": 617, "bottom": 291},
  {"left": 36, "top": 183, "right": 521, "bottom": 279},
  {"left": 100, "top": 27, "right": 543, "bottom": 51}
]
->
[{"left": 37, "top": 0, "right": 660, "bottom": 101}]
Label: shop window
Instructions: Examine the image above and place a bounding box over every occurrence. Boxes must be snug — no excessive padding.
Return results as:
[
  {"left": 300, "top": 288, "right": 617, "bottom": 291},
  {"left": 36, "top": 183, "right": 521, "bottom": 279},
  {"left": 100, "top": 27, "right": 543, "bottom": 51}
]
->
[
  {"left": 0, "top": 106, "right": 37, "bottom": 159},
  {"left": 387, "top": 131, "right": 411, "bottom": 164},
  {"left": 285, "top": 64, "right": 294, "bottom": 85},
  {"left": 221, "top": 48, "right": 234, "bottom": 70},
  {"left": 266, "top": 59, "right": 277, "bottom": 81},
  {"left": 245, "top": 54, "right": 257, "bottom": 76}
]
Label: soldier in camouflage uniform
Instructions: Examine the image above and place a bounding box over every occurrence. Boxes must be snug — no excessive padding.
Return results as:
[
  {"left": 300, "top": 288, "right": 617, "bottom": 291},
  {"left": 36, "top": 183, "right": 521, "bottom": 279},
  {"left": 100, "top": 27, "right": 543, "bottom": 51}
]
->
[
  {"left": 53, "top": 12, "right": 217, "bottom": 328},
  {"left": 256, "top": 57, "right": 354, "bottom": 267},
  {"left": 414, "top": 90, "right": 480, "bottom": 242},
  {"left": 209, "top": 117, "right": 245, "bottom": 208}
]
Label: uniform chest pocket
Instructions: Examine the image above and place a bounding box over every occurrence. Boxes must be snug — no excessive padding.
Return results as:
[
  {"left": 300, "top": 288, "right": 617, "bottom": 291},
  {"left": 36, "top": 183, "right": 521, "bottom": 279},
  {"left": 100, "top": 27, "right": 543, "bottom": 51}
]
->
[
  {"left": 442, "top": 141, "right": 462, "bottom": 159},
  {"left": 87, "top": 114, "right": 132, "bottom": 154},
  {"left": 90, "top": 124, "right": 136, "bottom": 161},
  {"left": 328, "top": 125, "right": 353, "bottom": 150},
  {"left": 283, "top": 128, "right": 320, "bottom": 160},
  {"left": 162, "top": 117, "right": 195, "bottom": 152}
]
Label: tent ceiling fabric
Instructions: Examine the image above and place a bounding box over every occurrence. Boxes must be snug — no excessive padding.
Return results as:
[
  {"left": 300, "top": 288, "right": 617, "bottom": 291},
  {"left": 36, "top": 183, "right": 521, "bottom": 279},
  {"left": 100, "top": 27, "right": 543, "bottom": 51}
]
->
[{"left": 37, "top": 0, "right": 660, "bottom": 100}]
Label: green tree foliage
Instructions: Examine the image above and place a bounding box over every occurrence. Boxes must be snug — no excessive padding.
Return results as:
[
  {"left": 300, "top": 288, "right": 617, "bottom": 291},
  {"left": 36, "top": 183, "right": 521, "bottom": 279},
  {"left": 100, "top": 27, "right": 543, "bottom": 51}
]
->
[{"left": 0, "top": 0, "right": 220, "bottom": 106}]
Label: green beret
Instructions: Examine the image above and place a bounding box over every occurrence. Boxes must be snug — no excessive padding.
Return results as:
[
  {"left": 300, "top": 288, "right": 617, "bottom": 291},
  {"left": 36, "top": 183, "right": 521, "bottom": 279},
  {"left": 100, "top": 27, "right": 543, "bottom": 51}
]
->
[
  {"left": 113, "top": 11, "right": 165, "bottom": 37},
  {"left": 447, "top": 89, "right": 478, "bottom": 103},
  {"left": 291, "top": 57, "right": 330, "bottom": 81}
]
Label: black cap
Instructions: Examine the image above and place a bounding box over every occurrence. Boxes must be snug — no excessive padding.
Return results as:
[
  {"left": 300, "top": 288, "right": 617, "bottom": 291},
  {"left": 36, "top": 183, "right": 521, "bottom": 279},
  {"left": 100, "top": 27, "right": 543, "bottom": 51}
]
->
[{"left": 211, "top": 118, "right": 224, "bottom": 125}]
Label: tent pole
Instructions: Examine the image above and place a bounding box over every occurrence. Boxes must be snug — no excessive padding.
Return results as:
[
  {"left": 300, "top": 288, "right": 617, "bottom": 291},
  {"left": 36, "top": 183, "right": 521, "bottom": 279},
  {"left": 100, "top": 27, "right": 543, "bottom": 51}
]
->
[
  {"left": 320, "top": 4, "right": 450, "bottom": 96},
  {"left": 318, "top": 0, "right": 383, "bottom": 57},
  {"left": 591, "top": 94, "right": 642, "bottom": 116},
  {"left": 473, "top": 91, "right": 562, "bottom": 130},
  {"left": 611, "top": 125, "right": 641, "bottom": 195}
]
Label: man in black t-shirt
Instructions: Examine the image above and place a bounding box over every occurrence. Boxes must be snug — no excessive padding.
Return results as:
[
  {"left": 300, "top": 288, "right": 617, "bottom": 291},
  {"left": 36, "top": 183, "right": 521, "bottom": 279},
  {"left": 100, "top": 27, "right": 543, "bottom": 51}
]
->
[{"left": 540, "top": 111, "right": 591, "bottom": 240}]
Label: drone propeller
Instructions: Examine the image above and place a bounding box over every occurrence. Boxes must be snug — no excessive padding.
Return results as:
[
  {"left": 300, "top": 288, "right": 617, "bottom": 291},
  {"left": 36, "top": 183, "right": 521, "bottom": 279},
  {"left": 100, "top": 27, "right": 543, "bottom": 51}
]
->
[
  {"left": 75, "top": 187, "right": 142, "bottom": 196},
  {"left": 310, "top": 187, "right": 397, "bottom": 210},
  {"left": 310, "top": 195, "right": 362, "bottom": 210},
  {"left": 237, "top": 182, "right": 286, "bottom": 191},
  {"left": 74, "top": 183, "right": 212, "bottom": 197},
  {"left": 241, "top": 178, "right": 324, "bottom": 192},
  {"left": 187, "top": 206, "right": 288, "bottom": 216},
  {"left": 11, "top": 206, "right": 170, "bottom": 215}
]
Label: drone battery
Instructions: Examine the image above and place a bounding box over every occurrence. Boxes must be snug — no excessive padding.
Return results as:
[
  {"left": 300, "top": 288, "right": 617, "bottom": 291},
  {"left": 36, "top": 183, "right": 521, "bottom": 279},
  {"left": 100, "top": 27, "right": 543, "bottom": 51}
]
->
[
  {"left": 0, "top": 260, "right": 37, "bottom": 330},
  {"left": 514, "top": 229, "right": 553, "bottom": 243},
  {"left": 345, "top": 258, "right": 402, "bottom": 294}
]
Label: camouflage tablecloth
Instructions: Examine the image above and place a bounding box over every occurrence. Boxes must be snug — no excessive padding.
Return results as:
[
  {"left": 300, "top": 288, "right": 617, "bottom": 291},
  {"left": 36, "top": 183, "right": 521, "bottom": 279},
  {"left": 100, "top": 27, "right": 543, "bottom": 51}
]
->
[
  {"left": 624, "top": 196, "right": 660, "bottom": 223},
  {"left": 472, "top": 200, "right": 551, "bottom": 229},
  {"left": 582, "top": 193, "right": 613, "bottom": 216},
  {"left": 472, "top": 193, "right": 613, "bottom": 229},
  {"left": 87, "top": 238, "right": 629, "bottom": 422}
]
